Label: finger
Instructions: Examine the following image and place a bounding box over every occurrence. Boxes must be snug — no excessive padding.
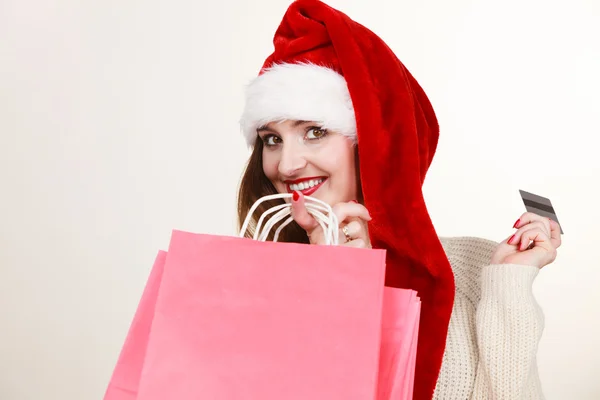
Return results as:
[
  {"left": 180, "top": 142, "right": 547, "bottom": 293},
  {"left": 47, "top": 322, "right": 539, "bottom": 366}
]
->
[
  {"left": 515, "top": 212, "right": 551, "bottom": 237},
  {"left": 339, "top": 220, "right": 363, "bottom": 243},
  {"left": 503, "top": 233, "right": 515, "bottom": 245},
  {"left": 517, "top": 227, "right": 552, "bottom": 251},
  {"left": 548, "top": 219, "right": 562, "bottom": 248},
  {"left": 342, "top": 238, "right": 368, "bottom": 248},
  {"left": 511, "top": 221, "right": 550, "bottom": 244},
  {"left": 519, "top": 228, "right": 557, "bottom": 263},
  {"left": 332, "top": 202, "right": 372, "bottom": 224},
  {"left": 290, "top": 191, "right": 320, "bottom": 233},
  {"left": 508, "top": 222, "right": 549, "bottom": 247}
]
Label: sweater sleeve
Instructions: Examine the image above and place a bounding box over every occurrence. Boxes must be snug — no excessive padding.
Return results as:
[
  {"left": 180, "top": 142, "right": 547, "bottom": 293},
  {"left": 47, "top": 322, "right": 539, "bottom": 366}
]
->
[{"left": 471, "top": 264, "right": 545, "bottom": 399}]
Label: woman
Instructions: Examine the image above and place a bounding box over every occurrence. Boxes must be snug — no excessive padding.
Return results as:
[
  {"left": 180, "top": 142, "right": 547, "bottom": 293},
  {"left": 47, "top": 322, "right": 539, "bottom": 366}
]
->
[{"left": 237, "top": 1, "right": 560, "bottom": 399}]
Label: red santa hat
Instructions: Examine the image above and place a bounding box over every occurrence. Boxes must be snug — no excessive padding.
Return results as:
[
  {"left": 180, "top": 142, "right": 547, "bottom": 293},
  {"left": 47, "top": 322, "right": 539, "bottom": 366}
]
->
[{"left": 240, "top": 1, "right": 455, "bottom": 398}]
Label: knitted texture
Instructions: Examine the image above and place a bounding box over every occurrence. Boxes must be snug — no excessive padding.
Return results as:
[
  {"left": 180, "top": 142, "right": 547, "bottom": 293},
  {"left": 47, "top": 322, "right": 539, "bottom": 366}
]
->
[{"left": 434, "top": 237, "right": 545, "bottom": 399}]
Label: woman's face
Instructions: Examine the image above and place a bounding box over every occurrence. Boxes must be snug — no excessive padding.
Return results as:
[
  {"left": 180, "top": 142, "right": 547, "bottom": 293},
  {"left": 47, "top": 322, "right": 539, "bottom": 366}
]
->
[{"left": 259, "top": 120, "right": 357, "bottom": 206}]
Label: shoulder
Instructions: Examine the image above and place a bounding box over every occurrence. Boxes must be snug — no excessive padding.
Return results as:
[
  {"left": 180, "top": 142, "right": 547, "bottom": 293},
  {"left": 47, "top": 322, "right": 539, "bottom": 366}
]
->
[
  {"left": 438, "top": 236, "right": 499, "bottom": 300},
  {"left": 439, "top": 236, "right": 498, "bottom": 266}
]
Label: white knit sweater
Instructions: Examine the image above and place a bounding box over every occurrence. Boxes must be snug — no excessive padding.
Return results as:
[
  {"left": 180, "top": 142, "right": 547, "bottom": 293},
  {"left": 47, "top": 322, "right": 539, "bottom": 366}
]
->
[{"left": 433, "top": 236, "right": 545, "bottom": 400}]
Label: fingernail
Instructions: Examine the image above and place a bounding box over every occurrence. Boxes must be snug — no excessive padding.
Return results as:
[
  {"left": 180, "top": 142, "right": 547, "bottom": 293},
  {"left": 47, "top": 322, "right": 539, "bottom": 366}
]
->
[
  {"left": 292, "top": 191, "right": 299, "bottom": 201},
  {"left": 513, "top": 219, "right": 520, "bottom": 229},
  {"left": 351, "top": 200, "right": 358, "bottom": 203},
  {"left": 508, "top": 234, "right": 515, "bottom": 244}
]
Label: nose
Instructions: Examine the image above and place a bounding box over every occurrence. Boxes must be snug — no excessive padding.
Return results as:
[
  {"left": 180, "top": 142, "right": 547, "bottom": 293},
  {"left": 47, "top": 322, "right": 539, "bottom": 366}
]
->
[{"left": 278, "top": 141, "right": 307, "bottom": 178}]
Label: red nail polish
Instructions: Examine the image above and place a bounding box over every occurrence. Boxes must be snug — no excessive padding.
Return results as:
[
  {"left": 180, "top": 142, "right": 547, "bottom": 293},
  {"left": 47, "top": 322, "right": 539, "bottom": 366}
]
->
[
  {"left": 513, "top": 219, "right": 520, "bottom": 229},
  {"left": 508, "top": 234, "right": 515, "bottom": 244},
  {"left": 351, "top": 200, "right": 358, "bottom": 203},
  {"left": 292, "top": 191, "right": 299, "bottom": 201}
]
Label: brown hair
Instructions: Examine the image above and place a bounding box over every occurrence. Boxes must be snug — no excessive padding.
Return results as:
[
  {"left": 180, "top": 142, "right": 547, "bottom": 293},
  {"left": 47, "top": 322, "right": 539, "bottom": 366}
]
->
[{"left": 237, "top": 137, "right": 363, "bottom": 244}]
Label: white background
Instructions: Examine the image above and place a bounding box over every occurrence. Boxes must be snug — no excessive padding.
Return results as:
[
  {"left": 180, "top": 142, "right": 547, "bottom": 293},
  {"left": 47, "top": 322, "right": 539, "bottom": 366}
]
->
[{"left": 1, "top": 0, "right": 599, "bottom": 399}]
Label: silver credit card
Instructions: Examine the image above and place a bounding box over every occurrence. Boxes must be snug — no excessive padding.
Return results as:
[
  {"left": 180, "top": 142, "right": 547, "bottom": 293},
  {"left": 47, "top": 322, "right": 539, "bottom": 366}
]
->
[{"left": 519, "top": 189, "right": 563, "bottom": 234}]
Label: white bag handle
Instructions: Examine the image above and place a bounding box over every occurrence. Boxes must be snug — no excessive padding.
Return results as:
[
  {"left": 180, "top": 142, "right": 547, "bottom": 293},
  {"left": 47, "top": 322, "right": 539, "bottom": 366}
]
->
[{"left": 239, "top": 194, "right": 340, "bottom": 245}]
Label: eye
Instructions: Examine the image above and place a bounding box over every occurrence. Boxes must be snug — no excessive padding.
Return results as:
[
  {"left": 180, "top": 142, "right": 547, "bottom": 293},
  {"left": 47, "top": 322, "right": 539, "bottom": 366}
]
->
[
  {"left": 305, "top": 127, "right": 328, "bottom": 140},
  {"left": 262, "top": 134, "right": 282, "bottom": 147}
]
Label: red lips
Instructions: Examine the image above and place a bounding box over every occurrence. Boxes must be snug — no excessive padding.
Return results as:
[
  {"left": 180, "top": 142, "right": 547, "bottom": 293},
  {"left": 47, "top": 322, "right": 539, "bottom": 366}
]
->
[{"left": 284, "top": 177, "right": 327, "bottom": 196}]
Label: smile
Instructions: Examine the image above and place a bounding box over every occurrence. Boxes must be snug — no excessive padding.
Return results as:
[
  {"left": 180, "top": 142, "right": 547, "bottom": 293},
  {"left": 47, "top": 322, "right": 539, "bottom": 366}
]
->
[{"left": 285, "top": 177, "right": 327, "bottom": 196}]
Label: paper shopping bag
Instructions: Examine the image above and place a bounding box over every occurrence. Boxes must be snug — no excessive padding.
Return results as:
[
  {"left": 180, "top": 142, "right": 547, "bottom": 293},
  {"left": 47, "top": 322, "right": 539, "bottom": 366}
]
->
[
  {"left": 136, "top": 229, "right": 388, "bottom": 400},
  {"left": 377, "top": 288, "right": 421, "bottom": 400},
  {"left": 103, "top": 251, "right": 166, "bottom": 400}
]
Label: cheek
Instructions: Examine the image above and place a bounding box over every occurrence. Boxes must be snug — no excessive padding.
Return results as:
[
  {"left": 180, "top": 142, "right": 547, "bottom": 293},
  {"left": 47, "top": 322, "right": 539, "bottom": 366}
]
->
[
  {"left": 329, "top": 144, "right": 356, "bottom": 179},
  {"left": 261, "top": 151, "right": 279, "bottom": 180},
  {"left": 339, "top": 150, "right": 357, "bottom": 188},
  {"left": 316, "top": 141, "right": 357, "bottom": 190}
]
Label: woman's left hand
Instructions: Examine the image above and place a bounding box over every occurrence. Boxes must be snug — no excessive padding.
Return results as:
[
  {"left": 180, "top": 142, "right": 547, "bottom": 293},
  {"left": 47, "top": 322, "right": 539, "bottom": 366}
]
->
[{"left": 491, "top": 212, "right": 562, "bottom": 268}]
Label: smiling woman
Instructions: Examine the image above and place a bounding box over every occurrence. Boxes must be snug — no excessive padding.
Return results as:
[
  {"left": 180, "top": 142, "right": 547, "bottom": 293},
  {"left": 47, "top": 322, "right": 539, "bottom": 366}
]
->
[
  {"left": 235, "top": 1, "right": 562, "bottom": 399},
  {"left": 238, "top": 117, "right": 363, "bottom": 245},
  {"left": 259, "top": 120, "right": 358, "bottom": 204}
]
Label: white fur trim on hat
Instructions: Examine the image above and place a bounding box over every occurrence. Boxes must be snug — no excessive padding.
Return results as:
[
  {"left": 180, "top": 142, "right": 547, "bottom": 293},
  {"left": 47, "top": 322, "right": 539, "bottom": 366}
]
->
[{"left": 240, "top": 63, "right": 356, "bottom": 146}]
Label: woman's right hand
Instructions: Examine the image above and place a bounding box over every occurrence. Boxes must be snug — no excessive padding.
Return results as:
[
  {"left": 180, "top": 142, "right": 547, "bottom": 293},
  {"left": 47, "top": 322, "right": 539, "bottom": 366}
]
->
[{"left": 290, "top": 191, "right": 372, "bottom": 248}]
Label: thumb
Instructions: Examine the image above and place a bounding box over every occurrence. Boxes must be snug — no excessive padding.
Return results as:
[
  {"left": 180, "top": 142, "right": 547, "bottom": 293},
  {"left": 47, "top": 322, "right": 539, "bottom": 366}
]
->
[{"left": 291, "top": 191, "right": 320, "bottom": 234}]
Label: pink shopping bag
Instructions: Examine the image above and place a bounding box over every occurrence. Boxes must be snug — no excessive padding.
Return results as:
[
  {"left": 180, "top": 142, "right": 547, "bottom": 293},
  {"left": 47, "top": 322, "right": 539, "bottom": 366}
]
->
[
  {"left": 124, "top": 230, "right": 387, "bottom": 400},
  {"left": 104, "top": 229, "right": 422, "bottom": 400},
  {"left": 377, "top": 288, "right": 421, "bottom": 400},
  {"left": 103, "top": 251, "right": 167, "bottom": 399}
]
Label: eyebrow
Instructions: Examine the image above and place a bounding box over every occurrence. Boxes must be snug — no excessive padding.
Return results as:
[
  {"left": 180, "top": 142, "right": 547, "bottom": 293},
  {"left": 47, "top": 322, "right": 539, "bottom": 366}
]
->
[{"left": 256, "top": 120, "right": 312, "bottom": 133}]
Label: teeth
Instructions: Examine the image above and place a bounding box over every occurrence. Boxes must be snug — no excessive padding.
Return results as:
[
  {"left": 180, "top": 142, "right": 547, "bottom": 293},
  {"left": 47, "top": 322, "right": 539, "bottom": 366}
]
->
[{"left": 290, "top": 178, "right": 324, "bottom": 191}]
